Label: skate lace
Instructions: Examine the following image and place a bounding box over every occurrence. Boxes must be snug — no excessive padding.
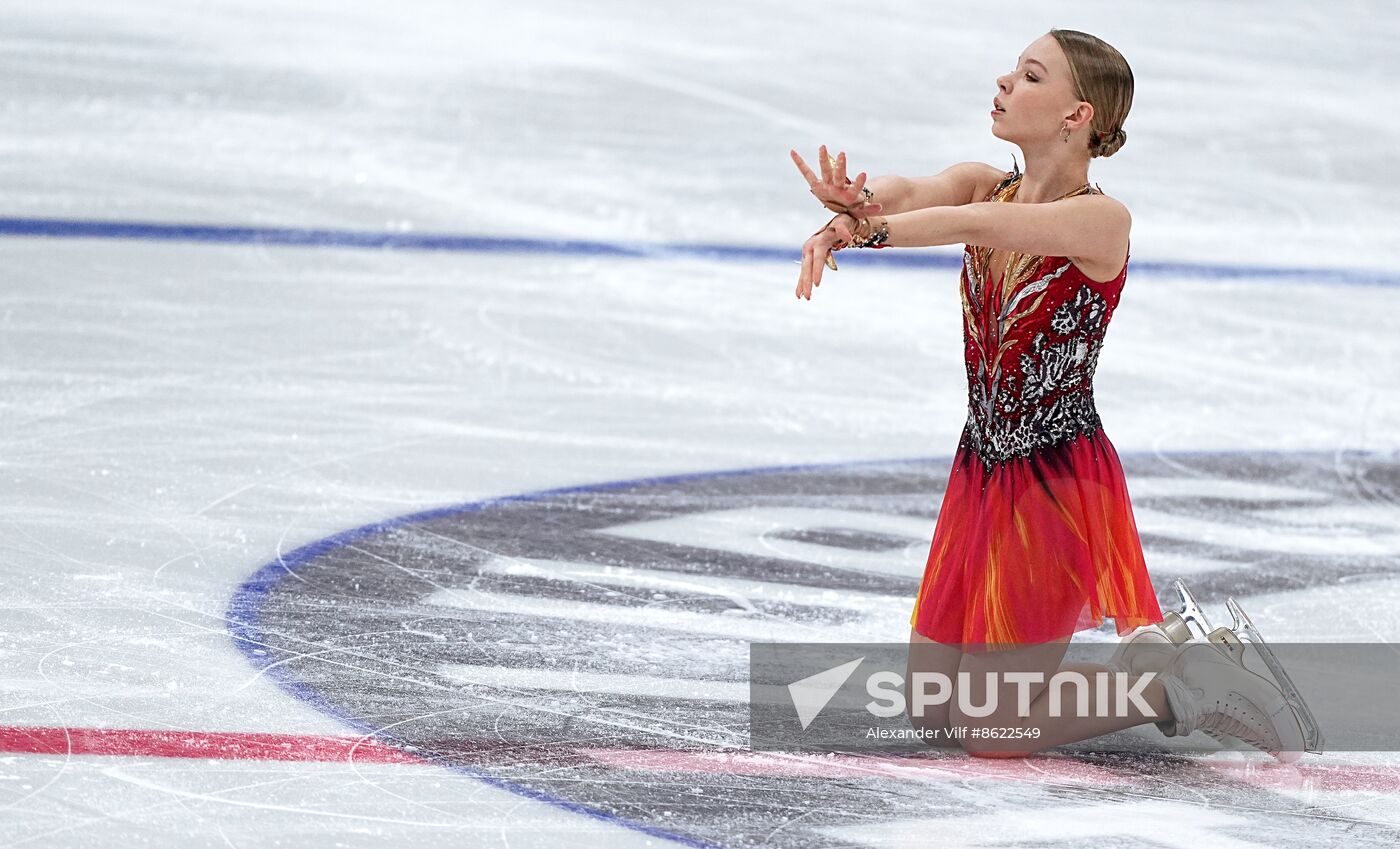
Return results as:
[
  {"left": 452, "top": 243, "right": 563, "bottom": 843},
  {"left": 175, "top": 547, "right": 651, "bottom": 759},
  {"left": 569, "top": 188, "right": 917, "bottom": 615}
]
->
[{"left": 1197, "top": 696, "right": 1281, "bottom": 755}]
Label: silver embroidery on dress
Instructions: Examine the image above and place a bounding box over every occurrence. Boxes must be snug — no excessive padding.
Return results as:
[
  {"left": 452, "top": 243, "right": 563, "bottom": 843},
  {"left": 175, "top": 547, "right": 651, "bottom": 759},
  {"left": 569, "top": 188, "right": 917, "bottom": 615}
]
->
[{"left": 960, "top": 260, "right": 1111, "bottom": 467}]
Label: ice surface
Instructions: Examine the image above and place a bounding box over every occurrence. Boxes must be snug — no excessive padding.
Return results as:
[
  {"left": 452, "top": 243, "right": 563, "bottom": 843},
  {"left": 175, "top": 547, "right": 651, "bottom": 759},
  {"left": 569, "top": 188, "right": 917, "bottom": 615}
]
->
[{"left": 1, "top": 1, "right": 1398, "bottom": 846}]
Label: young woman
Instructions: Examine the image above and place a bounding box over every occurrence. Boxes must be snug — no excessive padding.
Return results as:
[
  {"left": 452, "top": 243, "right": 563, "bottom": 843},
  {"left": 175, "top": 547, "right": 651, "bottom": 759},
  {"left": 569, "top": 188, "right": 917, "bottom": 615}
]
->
[{"left": 789, "top": 29, "right": 1321, "bottom": 761}]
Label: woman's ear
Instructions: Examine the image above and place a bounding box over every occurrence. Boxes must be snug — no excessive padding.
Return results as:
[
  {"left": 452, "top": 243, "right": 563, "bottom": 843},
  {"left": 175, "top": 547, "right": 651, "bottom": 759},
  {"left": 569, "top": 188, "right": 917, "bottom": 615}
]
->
[{"left": 1065, "top": 101, "right": 1095, "bottom": 133}]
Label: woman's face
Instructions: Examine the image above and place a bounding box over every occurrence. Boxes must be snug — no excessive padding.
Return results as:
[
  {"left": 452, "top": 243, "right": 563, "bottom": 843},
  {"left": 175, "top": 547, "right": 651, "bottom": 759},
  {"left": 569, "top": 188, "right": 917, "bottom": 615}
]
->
[{"left": 991, "top": 34, "right": 1089, "bottom": 144}]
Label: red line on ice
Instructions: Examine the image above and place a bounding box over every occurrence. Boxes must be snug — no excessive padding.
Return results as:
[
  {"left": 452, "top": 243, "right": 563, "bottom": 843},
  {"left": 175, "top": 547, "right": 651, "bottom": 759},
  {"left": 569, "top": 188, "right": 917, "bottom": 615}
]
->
[
  {"left": 0, "top": 725, "right": 428, "bottom": 764},
  {"left": 589, "top": 748, "right": 1400, "bottom": 793},
  {"left": 4, "top": 725, "right": 1398, "bottom": 795}
]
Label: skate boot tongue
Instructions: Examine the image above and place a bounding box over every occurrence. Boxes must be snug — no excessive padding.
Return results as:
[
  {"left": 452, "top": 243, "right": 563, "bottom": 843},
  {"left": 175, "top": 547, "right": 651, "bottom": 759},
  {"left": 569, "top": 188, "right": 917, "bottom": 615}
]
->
[{"left": 1156, "top": 673, "right": 1200, "bottom": 737}]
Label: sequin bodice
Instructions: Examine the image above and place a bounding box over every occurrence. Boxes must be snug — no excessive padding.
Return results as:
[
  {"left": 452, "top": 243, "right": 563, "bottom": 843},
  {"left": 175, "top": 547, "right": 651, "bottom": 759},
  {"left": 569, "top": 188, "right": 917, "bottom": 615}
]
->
[{"left": 958, "top": 169, "right": 1128, "bottom": 467}]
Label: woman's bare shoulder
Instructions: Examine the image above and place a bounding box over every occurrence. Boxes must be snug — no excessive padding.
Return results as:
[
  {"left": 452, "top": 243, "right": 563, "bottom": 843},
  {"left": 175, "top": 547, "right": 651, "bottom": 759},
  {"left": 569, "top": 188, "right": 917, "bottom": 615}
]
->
[
  {"left": 1087, "top": 190, "right": 1131, "bottom": 224},
  {"left": 970, "top": 162, "right": 1016, "bottom": 202}
]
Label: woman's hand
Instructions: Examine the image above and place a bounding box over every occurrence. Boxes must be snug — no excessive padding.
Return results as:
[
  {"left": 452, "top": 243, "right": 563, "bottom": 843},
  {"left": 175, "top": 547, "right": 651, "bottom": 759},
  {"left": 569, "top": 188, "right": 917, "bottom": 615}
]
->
[
  {"left": 796, "top": 213, "right": 856, "bottom": 300},
  {"left": 790, "top": 145, "right": 884, "bottom": 219}
]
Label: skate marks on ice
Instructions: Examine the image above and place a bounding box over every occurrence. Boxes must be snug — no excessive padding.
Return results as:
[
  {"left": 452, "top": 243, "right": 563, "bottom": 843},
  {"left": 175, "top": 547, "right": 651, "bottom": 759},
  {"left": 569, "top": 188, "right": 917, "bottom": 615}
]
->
[
  {"left": 1120, "top": 448, "right": 1400, "bottom": 642},
  {"left": 225, "top": 449, "right": 1400, "bottom": 847}
]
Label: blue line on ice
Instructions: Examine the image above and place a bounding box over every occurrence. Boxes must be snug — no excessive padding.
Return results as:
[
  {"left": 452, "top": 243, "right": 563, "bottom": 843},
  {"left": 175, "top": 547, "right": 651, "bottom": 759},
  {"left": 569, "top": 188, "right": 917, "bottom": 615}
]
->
[{"left": 2, "top": 214, "right": 1395, "bottom": 286}]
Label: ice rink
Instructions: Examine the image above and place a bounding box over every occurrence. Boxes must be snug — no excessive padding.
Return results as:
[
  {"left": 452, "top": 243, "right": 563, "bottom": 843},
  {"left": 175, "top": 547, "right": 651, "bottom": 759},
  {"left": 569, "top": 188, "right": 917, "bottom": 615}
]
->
[{"left": 2, "top": 0, "right": 1399, "bottom": 846}]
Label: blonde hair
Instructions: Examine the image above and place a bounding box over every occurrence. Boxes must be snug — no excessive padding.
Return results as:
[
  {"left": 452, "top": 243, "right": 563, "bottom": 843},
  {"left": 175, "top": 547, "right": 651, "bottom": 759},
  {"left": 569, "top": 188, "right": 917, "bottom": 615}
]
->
[{"left": 1048, "top": 29, "right": 1133, "bottom": 158}]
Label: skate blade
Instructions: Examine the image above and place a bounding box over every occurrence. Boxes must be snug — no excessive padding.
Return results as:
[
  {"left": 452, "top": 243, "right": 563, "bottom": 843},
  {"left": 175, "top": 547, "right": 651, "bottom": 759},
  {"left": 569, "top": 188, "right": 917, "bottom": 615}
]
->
[
  {"left": 1171, "top": 579, "right": 1216, "bottom": 640},
  {"left": 1224, "top": 596, "right": 1325, "bottom": 755}
]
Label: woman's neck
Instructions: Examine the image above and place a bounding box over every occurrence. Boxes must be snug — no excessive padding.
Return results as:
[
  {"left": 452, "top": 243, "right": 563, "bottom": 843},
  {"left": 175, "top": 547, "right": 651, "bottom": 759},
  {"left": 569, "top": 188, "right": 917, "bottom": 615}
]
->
[{"left": 1012, "top": 147, "right": 1090, "bottom": 203}]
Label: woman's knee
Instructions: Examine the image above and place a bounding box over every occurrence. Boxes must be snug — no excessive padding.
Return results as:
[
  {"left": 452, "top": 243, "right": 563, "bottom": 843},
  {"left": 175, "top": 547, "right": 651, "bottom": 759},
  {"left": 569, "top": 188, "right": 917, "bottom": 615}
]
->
[
  {"left": 948, "top": 688, "right": 1036, "bottom": 757},
  {"left": 952, "top": 715, "right": 1033, "bottom": 757}
]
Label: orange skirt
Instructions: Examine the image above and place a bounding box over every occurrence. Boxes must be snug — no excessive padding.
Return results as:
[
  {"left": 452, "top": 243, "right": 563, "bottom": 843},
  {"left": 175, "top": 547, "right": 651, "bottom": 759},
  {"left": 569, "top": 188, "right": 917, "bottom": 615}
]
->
[{"left": 909, "top": 426, "right": 1164, "bottom": 648}]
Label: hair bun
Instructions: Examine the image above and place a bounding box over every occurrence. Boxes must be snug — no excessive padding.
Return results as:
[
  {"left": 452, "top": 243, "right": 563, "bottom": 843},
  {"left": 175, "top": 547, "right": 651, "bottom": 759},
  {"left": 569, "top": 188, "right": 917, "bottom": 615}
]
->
[{"left": 1092, "top": 126, "right": 1126, "bottom": 157}]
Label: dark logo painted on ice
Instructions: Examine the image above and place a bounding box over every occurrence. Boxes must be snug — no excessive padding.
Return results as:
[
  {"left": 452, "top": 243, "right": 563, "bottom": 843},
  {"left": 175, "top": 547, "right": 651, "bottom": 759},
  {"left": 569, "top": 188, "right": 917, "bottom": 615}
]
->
[{"left": 226, "top": 449, "right": 1400, "bottom": 848}]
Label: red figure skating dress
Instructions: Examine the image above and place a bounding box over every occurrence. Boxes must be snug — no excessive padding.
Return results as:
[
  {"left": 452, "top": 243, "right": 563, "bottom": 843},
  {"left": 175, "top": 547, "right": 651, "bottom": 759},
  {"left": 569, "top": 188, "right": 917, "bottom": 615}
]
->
[{"left": 909, "top": 165, "right": 1164, "bottom": 648}]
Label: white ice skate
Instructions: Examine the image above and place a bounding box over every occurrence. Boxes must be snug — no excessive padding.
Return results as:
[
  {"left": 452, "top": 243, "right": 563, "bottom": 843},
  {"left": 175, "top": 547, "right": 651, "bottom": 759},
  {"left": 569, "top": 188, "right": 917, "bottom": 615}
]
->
[
  {"left": 1215, "top": 595, "right": 1325, "bottom": 756},
  {"left": 1154, "top": 638, "right": 1310, "bottom": 763},
  {"left": 1108, "top": 581, "right": 1324, "bottom": 758}
]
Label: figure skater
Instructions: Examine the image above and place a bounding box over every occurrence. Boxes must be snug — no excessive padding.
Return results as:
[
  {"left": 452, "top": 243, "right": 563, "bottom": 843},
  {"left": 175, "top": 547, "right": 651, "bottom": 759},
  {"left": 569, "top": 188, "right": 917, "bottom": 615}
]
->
[{"left": 789, "top": 28, "right": 1322, "bottom": 761}]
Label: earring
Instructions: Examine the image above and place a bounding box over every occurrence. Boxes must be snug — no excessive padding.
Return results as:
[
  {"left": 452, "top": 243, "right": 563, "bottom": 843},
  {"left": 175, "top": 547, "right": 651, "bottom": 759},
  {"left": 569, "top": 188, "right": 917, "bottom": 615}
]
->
[{"left": 1061, "top": 124, "right": 1070, "bottom": 143}]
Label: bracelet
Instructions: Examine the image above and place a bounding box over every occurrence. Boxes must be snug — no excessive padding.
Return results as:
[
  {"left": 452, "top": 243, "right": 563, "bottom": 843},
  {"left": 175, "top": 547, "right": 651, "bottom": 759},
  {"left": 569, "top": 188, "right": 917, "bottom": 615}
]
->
[
  {"left": 849, "top": 214, "right": 890, "bottom": 248},
  {"left": 809, "top": 194, "right": 884, "bottom": 272}
]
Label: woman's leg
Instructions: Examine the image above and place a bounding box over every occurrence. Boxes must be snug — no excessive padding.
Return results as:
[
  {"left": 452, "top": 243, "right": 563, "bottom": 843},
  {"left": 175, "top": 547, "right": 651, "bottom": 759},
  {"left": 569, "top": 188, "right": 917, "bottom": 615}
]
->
[
  {"left": 905, "top": 627, "right": 965, "bottom": 748},
  {"left": 950, "top": 636, "right": 1172, "bottom": 757}
]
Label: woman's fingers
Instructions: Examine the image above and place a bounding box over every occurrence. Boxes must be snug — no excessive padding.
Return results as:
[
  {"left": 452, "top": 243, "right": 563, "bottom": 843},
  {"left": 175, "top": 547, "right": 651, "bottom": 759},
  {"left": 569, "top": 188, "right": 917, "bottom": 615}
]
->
[
  {"left": 790, "top": 148, "right": 819, "bottom": 186},
  {"left": 791, "top": 146, "right": 864, "bottom": 300},
  {"left": 812, "top": 234, "right": 837, "bottom": 293},
  {"left": 800, "top": 245, "right": 812, "bottom": 298},
  {"left": 817, "top": 229, "right": 844, "bottom": 288},
  {"left": 840, "top": 171, "right": 869, "bottom": 208},
  {"left": 793, "top": 146, "right": 872, "bottom": 216},
  {"left": 799, "top": 241, "right": 813, "bottom": 298},
  {"left": 800, "top": 237, "right": 823, "bottom": 299},
  {"left": 795, "top": 227, "right": 850, "bottom": 300}
]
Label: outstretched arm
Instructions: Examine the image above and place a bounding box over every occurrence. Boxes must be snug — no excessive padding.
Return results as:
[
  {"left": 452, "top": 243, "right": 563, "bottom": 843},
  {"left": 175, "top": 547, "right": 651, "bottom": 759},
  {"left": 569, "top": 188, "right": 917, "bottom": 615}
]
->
[
  {"left": 864, "top": 194, "right": 1130, "bottom": 258},
  {"left": 795, "top": 194, "right": 1130, "bottom": 299},
  {"left": 791, "top": 149, "right": 998, "bottom": 216},
  {"left": 865, "top": 162, "right": 1004, "bottom": 214}
]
